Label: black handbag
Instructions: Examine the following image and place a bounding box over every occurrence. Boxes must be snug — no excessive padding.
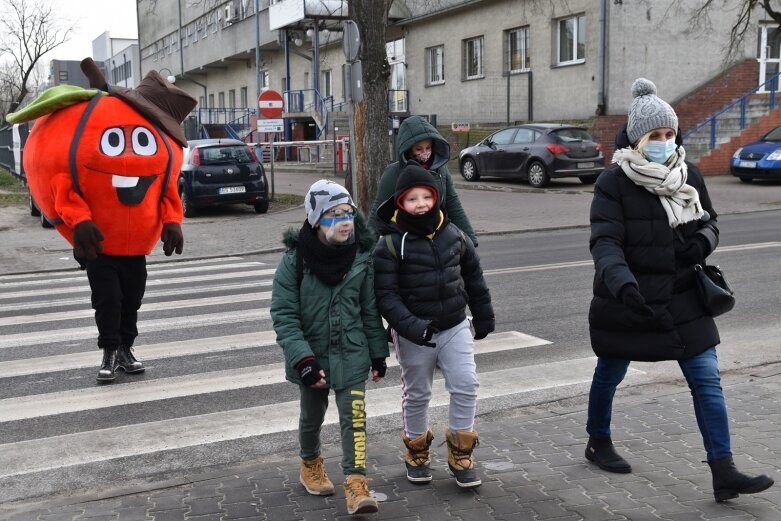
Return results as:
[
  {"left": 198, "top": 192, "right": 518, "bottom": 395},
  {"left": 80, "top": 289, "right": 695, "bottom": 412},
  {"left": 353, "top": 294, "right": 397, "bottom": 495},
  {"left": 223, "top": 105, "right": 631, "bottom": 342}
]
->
[{"left": 694, "top": 264, "right": 735, "bottom": 317}]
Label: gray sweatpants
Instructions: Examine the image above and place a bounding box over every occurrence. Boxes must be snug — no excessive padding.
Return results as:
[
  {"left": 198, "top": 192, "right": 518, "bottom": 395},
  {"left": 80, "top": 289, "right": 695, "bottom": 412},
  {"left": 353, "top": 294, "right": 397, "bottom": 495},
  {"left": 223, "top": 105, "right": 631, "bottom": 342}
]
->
[{"left": 393, "top": 318, "right": 479, "bottom": 439}]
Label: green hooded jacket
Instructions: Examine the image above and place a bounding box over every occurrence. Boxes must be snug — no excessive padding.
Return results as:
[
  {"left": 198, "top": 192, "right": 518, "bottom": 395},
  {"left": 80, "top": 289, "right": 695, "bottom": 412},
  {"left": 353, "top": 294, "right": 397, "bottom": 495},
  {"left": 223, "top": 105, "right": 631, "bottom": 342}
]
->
[
  {"left": 369, "top": 115, "right": 476, "bottom": 245},
  {"left": 270, "top": 214, "right": 389, "bottom": 389}
]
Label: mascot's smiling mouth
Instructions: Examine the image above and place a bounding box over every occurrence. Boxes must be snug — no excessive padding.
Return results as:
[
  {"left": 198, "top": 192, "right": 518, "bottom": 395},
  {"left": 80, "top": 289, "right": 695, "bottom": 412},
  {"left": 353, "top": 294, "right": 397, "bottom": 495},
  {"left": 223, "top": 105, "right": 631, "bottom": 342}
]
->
[{"left": 112, "top": 175, "right": 158, "bottom": 205}]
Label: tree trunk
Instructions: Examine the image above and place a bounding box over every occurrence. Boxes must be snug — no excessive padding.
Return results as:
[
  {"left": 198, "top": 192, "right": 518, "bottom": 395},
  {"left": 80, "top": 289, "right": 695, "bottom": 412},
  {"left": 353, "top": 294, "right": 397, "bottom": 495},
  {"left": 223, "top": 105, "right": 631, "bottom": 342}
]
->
[{"left": 349, "top": 0, "right": 392, "bottom": 214}]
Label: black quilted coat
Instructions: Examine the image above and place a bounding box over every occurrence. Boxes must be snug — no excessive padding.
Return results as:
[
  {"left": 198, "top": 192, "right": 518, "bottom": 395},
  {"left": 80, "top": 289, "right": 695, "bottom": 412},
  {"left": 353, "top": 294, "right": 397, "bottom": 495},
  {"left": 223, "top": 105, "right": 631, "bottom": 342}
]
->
[
  {"left": 588, "top": 160, "right": 721, "bottom": 361},
  {"left": 373, "top": 219, "right": 493, "bottom": 343}
]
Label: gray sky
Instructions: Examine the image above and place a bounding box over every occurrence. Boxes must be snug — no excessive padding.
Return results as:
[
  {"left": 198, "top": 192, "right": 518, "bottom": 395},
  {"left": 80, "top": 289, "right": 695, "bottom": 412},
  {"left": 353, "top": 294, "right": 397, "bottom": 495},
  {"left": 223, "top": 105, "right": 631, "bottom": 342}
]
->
[{"left": 47, "top": 0, "right": 138, "bottom": 61}]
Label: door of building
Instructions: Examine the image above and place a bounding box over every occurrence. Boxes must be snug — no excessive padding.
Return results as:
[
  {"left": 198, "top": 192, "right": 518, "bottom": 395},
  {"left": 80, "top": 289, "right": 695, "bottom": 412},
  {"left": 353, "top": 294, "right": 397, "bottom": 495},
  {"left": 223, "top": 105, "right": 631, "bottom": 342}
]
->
[{"left": 758, "top": 25, "right": 781, "bottom": 92}]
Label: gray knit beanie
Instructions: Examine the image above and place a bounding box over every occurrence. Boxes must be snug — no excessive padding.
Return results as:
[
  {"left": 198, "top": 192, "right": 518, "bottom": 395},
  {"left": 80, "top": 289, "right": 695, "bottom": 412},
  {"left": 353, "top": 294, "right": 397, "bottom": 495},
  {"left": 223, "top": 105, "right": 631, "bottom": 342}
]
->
[
  {"left": 626, "top": 78, "right": 678, "bottom": 144},
  {"left": 305, "top": 179, "right": 355, "bottom": 227}
]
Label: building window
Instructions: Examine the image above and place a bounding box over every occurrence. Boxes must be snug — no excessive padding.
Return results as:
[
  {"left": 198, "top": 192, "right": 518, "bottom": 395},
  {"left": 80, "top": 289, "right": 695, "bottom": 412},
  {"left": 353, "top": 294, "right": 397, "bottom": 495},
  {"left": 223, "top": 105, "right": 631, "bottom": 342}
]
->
[
  {"left": 208, "top": 93, "right": 215, "bottom": 109},
  {"left": 426, "top": 45, "right": 444, "bottom": 86},
  {"left": 463, "top": 36, "right": 484, "bottom": 80},
  {"left": 228, "top": 89, "right": 236, "bottom": 108},
  {"left": 218, "top": 91, "right": 225, "bottom": 108},
  {"left": 59, "top": 70, "right": 68, "bottom": 82},
  {"left": 506, "top": 26, "right": 530, "bottom": 73},
  {"left": 240, "top": 87, "right": 248, "bottom": 108},
  {"left": 321, "top": 69, "right": 332, "bottom": 98},
  {"left": 557, "top": 14, "right": 585, "bottom": 65},
  {"left": 260, "top": 70, "right": 269, "bottom": 90}
]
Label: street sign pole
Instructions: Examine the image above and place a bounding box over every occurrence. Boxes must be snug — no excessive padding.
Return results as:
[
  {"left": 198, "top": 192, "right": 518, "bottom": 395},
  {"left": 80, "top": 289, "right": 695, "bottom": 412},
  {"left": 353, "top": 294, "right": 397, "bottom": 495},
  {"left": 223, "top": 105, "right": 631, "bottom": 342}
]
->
[{"left": 343, "top": 21, "right": 361, "bottom": 204}]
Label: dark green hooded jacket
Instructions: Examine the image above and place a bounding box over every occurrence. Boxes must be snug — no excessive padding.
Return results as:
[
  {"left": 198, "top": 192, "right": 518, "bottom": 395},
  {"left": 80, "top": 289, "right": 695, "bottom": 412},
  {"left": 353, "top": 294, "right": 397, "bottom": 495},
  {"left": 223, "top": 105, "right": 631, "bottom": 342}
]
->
[
  {"left": 369, "top": 115, "right": 477, "bottom": 245},
  {"left": 270, "top": 213, "right": 389, "bottom": 389}
]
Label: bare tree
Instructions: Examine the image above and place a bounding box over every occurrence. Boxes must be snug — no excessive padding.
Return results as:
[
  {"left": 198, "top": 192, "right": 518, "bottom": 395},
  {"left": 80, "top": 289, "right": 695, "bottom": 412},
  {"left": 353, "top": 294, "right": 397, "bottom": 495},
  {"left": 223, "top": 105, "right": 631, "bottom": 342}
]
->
[
  {"left": 672, "top": 0, "right": 779, "bottom": 63},
  {"left": 349, "top": 0, "right": 393, "bottom": 213},
  {"left": 0, "top": 0, "right": 72, "bottom": 121}
]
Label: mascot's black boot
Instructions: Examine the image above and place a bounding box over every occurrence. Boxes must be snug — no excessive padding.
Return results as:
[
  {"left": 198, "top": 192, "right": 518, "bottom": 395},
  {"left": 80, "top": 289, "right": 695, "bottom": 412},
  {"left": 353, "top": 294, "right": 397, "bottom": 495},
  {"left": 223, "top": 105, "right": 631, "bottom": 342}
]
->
[
  {"left": 708, "top": 456, "right": 774, "bottom": 502},
  {"left": 117, "top": 345, "right": 145, "bottom": 374},
  {"left": 96, "top": 348, "right": 118, "bottom": 382}
]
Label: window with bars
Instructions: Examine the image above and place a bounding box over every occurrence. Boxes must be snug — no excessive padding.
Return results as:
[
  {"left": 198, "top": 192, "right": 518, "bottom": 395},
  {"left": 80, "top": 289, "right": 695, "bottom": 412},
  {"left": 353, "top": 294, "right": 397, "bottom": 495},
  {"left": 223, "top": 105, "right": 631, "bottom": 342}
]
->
[
  {"left": 557, "top": 14, "right": 585, "bottom": 65},
  {"left": 426, "top": 45, "right": 444, "bottom": 86},
  {"left": 506, "top": 26, "right": 530, "bottom": 73},
  {"left": 463, "top": 36, "right": 484, "bottom": 80}
]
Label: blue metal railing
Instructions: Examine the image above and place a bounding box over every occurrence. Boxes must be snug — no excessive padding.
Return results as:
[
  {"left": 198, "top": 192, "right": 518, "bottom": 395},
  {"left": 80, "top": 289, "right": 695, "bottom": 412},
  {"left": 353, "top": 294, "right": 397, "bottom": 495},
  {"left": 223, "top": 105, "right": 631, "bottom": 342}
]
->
[
  {"left": 284, "top": 88, "right": 330, "bottom": 138},
  {"left": 683, "top": 73, "right": 781, "bottom": 151}
]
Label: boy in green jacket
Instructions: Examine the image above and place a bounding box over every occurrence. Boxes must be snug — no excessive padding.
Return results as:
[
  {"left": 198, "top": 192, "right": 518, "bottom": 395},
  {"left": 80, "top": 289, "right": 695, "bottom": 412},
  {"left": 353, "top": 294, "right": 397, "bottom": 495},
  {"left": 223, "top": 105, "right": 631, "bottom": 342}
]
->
[{"left": 271, "top": 179, "right": 389, "bottom": 515}]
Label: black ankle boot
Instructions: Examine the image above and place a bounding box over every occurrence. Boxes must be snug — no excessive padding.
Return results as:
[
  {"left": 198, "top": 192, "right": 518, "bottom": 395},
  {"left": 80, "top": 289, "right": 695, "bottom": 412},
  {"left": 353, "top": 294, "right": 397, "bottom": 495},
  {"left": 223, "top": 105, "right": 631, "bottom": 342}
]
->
[
  {"left": 708, "top": 456, "right": 774, "bottom": 502},
  {"left": 96, "top": 348, "right": 118, "bottom": 382},
  {"left": 117, "top": 345, "right": 145, "bottom": 373},
  {"left": 585, "top": 436, "right": 632, "bottom": 473}
]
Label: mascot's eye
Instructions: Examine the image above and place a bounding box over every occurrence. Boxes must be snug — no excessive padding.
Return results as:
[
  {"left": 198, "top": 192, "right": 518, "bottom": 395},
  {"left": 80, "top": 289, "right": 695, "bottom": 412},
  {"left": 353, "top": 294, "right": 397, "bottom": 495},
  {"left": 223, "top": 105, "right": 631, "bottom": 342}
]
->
[
  {"left": 100, "top": 128, "right": 125, "bottom": 156},
  {"left": 132, "top": 127, "right": 158, "bottom": 156}
]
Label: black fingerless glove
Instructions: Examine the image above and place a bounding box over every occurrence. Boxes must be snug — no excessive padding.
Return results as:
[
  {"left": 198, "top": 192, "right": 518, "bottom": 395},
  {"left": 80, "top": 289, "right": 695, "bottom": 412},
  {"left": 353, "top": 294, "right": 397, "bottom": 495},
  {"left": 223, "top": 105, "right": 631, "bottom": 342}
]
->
[
  {"left": 473, "top": 319, "right": 494, "bottom": 340},
  {"left": 419, "top": 324, "right": 439, "bottom": 348},
  {"left": 295, "top": 356, "right": 324, "bottom": 387},
  {"left": 371, "top": 358, "right": 387, "bottom": 377}
]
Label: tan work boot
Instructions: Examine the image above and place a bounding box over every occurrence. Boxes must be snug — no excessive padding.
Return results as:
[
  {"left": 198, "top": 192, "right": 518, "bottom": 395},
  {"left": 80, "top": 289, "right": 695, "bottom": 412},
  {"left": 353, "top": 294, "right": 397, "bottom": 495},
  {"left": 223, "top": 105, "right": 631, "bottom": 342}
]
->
[
  {"left": 343, "top": 474, "right": 378, "bottom": 515},
  {"left": 402, "top": 428, "right": 434, "bottom": 483},
  {"left": 445, "top": 429, "right": 481, "bottom": 488},
  {"left": 299, "top": 456, "right": 335, "bottom": 495}
]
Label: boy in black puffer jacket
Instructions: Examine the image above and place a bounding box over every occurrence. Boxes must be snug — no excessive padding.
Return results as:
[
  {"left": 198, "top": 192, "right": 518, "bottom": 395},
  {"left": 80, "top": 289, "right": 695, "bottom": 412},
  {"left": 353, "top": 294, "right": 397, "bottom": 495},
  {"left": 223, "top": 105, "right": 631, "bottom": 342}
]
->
[{"left": 373, "top": 163, "right": 494, "bottom": 489}]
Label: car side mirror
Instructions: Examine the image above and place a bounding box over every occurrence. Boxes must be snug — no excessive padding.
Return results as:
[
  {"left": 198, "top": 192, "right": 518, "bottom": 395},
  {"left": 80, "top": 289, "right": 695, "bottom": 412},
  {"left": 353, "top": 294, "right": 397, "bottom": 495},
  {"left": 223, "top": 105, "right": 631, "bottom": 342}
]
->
[{"left": 485, "top": 139, "right": 495, "bottom": 149}]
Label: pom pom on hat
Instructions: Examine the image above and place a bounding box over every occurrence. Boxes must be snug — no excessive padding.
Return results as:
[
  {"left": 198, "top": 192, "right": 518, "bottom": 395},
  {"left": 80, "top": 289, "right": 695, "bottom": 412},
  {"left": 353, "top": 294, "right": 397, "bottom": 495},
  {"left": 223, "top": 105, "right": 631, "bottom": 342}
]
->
[
  {"left": 626, "top": 77, "right": 678, "bottom": 144},
  {"left": 631, "top": 78, "right": 657, "bottom": 98}
]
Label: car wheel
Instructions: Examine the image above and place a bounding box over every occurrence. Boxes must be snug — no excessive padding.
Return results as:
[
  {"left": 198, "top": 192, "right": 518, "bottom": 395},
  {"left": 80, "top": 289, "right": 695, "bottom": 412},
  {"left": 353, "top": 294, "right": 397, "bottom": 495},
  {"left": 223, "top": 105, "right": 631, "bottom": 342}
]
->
[
  {"left": 29, "top": 193, "right": 41, "bottom": 217},
  {"left": 254, "top": 200, "right": 269, "bottom": 214},
  {"left": 180, "top": 188, "right": 197, "bottom": 218},
  {"left": 527, "top": 160, "right": 550, "bottom": 188},
  {"left": 461, "top": 158, "right": 480, "bottom": 182},
  {"left": 580, "top": 174, "right": 598, "bottom": 185},
  {"left": 739, "top": 177, "right": 753, "bottom": 183},
  {"left": 40, "top": 212, "right": 54, "bottom": 229}
]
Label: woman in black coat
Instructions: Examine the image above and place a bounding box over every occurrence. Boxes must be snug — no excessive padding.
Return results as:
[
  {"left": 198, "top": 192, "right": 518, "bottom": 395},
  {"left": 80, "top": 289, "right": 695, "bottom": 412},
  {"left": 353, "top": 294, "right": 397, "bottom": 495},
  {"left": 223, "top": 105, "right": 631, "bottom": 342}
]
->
[{"left": 585, "top": 78, "right": 773, "bottom": 502}]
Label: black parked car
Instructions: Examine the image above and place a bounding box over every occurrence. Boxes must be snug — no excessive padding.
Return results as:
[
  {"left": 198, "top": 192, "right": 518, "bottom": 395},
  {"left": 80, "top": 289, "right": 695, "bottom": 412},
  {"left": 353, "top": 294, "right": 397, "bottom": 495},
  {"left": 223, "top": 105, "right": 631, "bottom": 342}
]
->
[
  {"left": 458, "top": 123, "right": 604, "bottom": 188},
  {"left": 179, "top": 139, "right": 269, "bottom": 217}
]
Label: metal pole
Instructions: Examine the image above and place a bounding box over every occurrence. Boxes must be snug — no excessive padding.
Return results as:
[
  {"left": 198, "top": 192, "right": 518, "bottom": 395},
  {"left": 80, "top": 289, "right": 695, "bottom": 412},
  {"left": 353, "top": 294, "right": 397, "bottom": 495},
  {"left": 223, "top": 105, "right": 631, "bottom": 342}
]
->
[
  {"left": 270, "top": 134, "right": 275, "bottom": 199},
  {"left": 506, "top": 71, "right": 510, "bottom": 126},
  {"left": 255, "top": 0, "right": 261, "bottom": 143}
]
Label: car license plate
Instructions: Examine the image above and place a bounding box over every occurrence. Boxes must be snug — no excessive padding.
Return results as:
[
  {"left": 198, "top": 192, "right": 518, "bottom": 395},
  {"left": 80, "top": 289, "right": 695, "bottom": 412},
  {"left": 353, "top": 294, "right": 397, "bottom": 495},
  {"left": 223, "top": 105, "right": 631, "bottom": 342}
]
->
[
  {"left": 218, "top": 186, "right": 246, "bottom": 194},
  {"left": 577, "top": 162, "right": 596, "bottom": 169},
  {"left": 738, "top": 160, "right": 757, "bottom": 168}
]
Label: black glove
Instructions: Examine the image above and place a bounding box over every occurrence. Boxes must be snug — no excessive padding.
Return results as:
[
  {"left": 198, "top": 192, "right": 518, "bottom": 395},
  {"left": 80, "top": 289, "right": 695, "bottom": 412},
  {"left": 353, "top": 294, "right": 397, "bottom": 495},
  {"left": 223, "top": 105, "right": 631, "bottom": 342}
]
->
[
  {"left": 161, "top": 223, "right": 184, "bottom": 256},
  {"left": 73, "top": 220, "right": 104, "bottom": 260},
  {"left": 371, "top": 358, "right": 387, "bottom": 378},
  {"left": 619, "top": 285, "right": 654, "bottom": 318},
  {"left": 473, "top": 319, "right": 494, "bottom": 340},
  {"left": 418, "top": 324, "right": 439, "bottom": 348},
  {"left": 677, "top": 236, "right": 707, "bottom": 265},
  {"left": 295, "top": 357, "right": 324, "bottom": 387}
]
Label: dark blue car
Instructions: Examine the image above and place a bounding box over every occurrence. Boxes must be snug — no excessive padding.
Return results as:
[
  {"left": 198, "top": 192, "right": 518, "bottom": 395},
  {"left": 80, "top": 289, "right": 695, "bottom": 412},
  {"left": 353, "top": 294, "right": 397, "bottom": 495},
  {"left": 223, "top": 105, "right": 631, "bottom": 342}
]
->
[{"left": 730, "top": 125, "right": 781, "bottom": 183}]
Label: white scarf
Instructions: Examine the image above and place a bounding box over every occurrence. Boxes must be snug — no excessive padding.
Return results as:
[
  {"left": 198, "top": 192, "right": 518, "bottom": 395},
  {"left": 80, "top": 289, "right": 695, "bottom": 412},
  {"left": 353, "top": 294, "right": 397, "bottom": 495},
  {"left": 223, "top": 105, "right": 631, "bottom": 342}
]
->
[{"left": 612, "top": 147, "right": 704, "bottom": 228}]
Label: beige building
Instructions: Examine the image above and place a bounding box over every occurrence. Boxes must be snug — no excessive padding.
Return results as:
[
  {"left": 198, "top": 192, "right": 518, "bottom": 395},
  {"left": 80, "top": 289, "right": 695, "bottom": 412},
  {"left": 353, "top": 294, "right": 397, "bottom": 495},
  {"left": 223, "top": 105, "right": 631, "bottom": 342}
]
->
[{"left": 137, "top": 0, "right": 774, "bottom": 139}]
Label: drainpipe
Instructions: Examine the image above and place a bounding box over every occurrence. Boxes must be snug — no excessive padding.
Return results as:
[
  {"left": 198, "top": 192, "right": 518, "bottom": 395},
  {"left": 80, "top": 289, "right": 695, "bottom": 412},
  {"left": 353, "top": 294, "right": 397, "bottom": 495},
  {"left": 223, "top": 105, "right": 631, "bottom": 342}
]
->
[
  {"left": 596, "top": 0, "right": 607, "bottom": 115},
  {"left": 177, "top": 0, "right": 208, "bottom": 111}
]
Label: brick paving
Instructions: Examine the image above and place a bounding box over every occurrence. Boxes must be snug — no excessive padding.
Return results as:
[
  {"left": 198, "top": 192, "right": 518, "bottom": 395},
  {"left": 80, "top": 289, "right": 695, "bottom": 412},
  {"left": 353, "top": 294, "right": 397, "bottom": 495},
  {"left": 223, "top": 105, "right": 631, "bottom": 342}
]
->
[{"left": 5, "top": 366, "right": 780, "bottom": 521}]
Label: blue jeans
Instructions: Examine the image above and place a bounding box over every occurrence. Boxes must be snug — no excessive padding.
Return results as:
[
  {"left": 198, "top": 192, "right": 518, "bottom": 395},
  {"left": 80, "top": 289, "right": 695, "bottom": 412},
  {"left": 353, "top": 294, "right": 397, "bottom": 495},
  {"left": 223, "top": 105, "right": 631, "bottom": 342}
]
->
[{"left": 586, "top": 347, "right": 732, "bottom": 461}]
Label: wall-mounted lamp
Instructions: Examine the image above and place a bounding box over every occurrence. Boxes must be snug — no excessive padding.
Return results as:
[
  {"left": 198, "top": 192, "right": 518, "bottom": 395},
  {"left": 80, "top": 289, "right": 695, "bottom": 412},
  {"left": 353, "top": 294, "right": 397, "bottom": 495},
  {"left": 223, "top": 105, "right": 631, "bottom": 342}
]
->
[
  {"left": 294, "top": 37, "right": 303, "bottom": 47},
  {"left": 306, "top": 28, "right": 313, "bottom": 38}
]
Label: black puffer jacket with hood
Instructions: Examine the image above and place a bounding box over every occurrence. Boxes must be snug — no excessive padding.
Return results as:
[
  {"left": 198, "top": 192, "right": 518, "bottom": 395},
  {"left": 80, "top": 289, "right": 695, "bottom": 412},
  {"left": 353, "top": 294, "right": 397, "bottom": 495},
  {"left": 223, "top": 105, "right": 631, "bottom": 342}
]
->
[{"left": 369, "top": 115, "right": 476, "bottom": 245}]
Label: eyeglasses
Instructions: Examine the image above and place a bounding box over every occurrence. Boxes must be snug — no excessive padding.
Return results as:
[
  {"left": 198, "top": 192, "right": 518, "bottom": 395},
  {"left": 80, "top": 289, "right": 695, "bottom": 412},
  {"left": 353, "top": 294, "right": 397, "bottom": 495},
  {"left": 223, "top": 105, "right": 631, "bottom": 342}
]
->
[{"left": 323, "top": 208, "right": 355, "bottom": 219}]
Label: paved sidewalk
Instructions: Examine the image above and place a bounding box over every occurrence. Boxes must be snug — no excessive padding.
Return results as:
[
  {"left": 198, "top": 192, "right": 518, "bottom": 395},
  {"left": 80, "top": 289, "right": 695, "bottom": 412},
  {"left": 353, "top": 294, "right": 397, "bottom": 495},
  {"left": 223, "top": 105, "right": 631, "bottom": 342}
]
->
[{"left": 4, "top": 364, "right": 780, "bottom": 520}]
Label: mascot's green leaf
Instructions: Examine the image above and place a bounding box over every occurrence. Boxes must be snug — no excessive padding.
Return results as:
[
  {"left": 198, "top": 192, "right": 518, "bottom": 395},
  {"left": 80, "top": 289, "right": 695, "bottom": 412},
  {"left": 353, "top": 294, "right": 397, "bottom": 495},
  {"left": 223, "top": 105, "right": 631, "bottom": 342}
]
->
[{"left": 6, "top": 85, "right": 105, "bottom": 124}]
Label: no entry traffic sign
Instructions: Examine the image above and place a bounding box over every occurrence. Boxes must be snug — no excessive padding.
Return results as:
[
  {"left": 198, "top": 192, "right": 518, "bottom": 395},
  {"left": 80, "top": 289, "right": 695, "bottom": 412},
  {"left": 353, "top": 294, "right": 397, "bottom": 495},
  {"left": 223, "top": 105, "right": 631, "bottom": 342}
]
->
[{"left": 258, "top": 89, "right": 284, "bottom": 118}]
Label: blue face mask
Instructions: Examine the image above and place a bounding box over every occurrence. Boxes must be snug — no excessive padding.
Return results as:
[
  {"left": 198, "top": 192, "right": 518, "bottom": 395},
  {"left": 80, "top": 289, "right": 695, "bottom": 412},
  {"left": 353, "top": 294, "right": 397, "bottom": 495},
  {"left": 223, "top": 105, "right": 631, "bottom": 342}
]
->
[{"left": 643, "top": 138, "right": 677, "bottom": 164}]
